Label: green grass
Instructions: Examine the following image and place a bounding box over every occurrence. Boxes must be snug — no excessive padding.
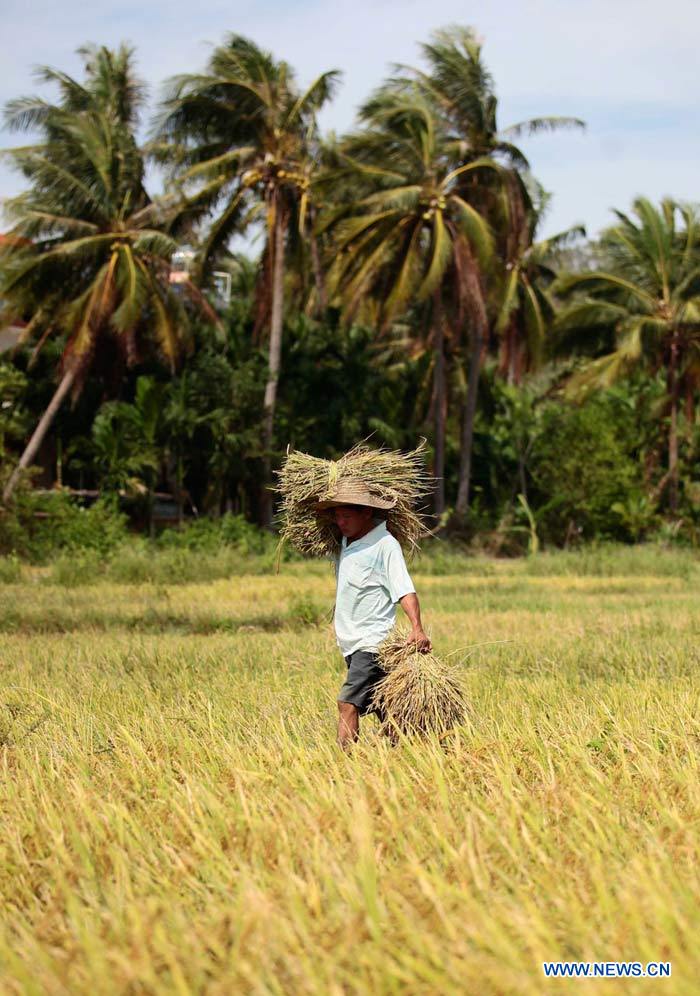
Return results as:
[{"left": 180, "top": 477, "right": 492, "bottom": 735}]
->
[{"left": 1, "top": 547, "right": 699, "bottom": 993}]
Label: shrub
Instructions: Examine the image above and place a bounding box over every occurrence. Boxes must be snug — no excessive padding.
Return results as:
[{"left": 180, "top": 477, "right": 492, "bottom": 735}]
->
[
  {"left": 0, "top": 554, "right": 21, "bottom": 583},
  {"left": 286, "top": 594, "right": 328, "bottom": 627},
  {"left": 48, "top": 551, "right": 103, "bottom": 586},
  {"left": 522, "top": 543, "right": 698, "bottom": 578},
  {"left": 529, "top": 396, "right": 645, "bottom": 544},
  {"left": 103, "top": 543, "right": 275, "bottom": 585},
  {"left": 155, "top": 513, "right": 276, "bottom": 556},
  {"left": 0, "top": 491, "right": 129, "bottom": 562}
]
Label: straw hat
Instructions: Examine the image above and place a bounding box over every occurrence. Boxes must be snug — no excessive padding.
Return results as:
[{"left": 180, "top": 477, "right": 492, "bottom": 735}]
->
[{"left": 316, "top": 478, "right": 397, "bottom": 511}]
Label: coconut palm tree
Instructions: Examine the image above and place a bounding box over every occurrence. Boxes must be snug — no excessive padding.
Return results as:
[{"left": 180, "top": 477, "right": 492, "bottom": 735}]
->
[
  {"left": 495, "top": 214, "right": 586, "bottom": 384},
  {"left": 323, "top": 86, "right": 498, "bottom": 519},
  {"left": 0, "top": 45, "right": 214, "bottom": 504},
  {"left": 554, "top": 197, "right": 700, "bottom": 511},
  {"left": 152, "top": 34, "right": 340, "bottom": 526},
  {"left": 403, "top": 26, "right": 585, "bottom": 516}
]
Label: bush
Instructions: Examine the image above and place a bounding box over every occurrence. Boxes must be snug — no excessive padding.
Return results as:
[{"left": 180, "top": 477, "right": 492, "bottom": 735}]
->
[
  {"left": 0, "top": 554, "right": 21, "bottom": 583},
  {"left": 413, "top": 542, "right": 498, "bottom": 575},
  {"left": 1, "top": 491, "right": 289, "bottom": 581},
  {"left": 0, "top": 491, "right": 129, "bottom": 562},
  {"left": 286, "top": 594, "right": 328, "bottom": 627},
  {"left": 48, "top": 551, "right": 104, "bottom": 586},
  {"left": 103, "top": 543, "right": 275, "bottom": 585},
  {"left": 522, "top": 543, "right": 698, "bottom": 578},
  {"left": 529, "top": 396, "right": 645, "bottom": 544},
  {"left": 155, "top": 513, "right": 275, "bottom": 556}
]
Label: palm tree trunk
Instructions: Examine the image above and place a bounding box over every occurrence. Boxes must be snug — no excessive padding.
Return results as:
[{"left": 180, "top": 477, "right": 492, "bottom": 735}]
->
[
  {"left": 2, "top": 364, "right": 77, "bottom": 505},
  {"left": 56, "top": 436, "right": 63, "bottom": 487},
  {"left": 148, "top": 469, "right": 156, "bottom": 540},
  {"left": 177, "top": 450, "right": 184, "bottom": 527},
  {"left": 309, "top": 206, "right": 327, "bottom": 316},
  {"left": 455, "top": 323, "right": 484, "bottom": 516},
  {"left": 261, "top": 199, "right": 286, "bottom": 528},
  {"left": 455, "top": 242, "right": 488, "bottom": 518},
  {"left": 668, "top": 333, "right": 680, "bottom": 512},
  {"left": 508, "top": 319, "right": 518, "bottom": 386},
  {"left": 432, "top": 289, "right": 446, "bottom": 521}
]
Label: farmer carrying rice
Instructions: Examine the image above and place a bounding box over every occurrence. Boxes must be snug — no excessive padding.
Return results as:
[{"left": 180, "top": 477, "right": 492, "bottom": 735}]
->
[
  {"left": 315, "top": 481, "right": 432, "bottom": 750},
  {"left": 275, "top": 439, "right": 440, "bottom": 748}
]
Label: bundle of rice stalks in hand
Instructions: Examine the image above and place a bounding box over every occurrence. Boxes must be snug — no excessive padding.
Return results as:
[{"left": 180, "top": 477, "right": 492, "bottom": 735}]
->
[
  {"left": 369, "top": 628, "right": 469, "bottom": 743},
  {"left": 273, "top": 438, "right": 434, "bottom": 559}
]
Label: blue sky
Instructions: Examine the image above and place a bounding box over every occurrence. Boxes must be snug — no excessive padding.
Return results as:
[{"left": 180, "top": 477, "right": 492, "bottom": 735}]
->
[{"left": 2, "top": 0, "right": 698, "bottom": 241}]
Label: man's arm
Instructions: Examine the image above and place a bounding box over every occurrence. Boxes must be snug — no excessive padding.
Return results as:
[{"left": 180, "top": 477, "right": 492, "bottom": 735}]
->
[{"left": 399, "top": 592, "right": 432, "bottom": 653}]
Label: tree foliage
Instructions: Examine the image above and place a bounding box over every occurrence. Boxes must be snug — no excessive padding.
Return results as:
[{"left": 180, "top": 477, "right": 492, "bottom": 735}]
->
[{"left": 2, "top": 31, "right": 700, "bottom": 554}]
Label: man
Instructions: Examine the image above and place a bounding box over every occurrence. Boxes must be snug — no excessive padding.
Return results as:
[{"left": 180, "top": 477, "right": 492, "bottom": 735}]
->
[{"left": 317, "top": 480, "right": 432, "bottom": 751}]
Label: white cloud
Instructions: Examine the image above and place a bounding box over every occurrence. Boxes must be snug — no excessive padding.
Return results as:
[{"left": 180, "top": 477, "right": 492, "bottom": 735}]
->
[{"left": 2, "top": 0, "right": 699, "bottom": 239}]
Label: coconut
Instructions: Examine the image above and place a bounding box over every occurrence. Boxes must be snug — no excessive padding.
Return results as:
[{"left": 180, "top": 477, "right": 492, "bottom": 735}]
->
[
  {"left": 273, "top": 438, "right": 434, "bottom": 559},
  {"left": 369, "top": 628, "right": 469, "bottom": 742}
]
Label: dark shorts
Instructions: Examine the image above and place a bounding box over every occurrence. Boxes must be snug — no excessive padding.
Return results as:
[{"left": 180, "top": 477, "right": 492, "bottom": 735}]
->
[{"left": 338, "top": 650, "right": 387, "bottom": 717}]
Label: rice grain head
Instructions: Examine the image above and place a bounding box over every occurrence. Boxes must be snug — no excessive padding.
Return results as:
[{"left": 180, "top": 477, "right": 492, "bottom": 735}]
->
[
  {"left": 369, "top": 628, "right": 471, "bottom": 743},
  {"left": 273, "top": 438, "right": 434, "bottom": 560}
]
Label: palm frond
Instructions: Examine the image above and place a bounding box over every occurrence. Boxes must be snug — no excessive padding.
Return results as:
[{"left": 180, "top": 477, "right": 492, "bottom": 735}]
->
[
  {"left": 3, "top": 96, "right": 54, "bottom": 132},
  {"left": 565, "top": 350, "right": 633, "bottom": 398},
  {"left": 356, "top": 185, "right": 423, "bottom": 213},
  {"left": 674, "top": 266, "right": 700, "bottom": 302},
  {"left": 521, "top": 277, "right": 548, "bottom": 367},
  {"left": 495, "top": 265, "right": 520, "bottom": 334},
  {"left": 417, "top": 210, "right": 452, "bottom": 300},
  {"left": 285, "top": 69, "right": 342, "bottom": 125},
  {"left": 383, "top": 223, "right": 423, "bottom": 320},
  {"left": 131, "top": 230, "right": 180, "bottom": 259},
  {"left": 554, "top": 271, "right": 656, "bottom": 310},
  {"left": 554, "top": 300, "right": 628, "bottom": 335},
  {"left": 111, "top": 244, "right": 149, "bottom": 335},
  {"left": 500, "top": 116, "right": 586, "bottom": 139},
  {"left": 449, "top": 195, "right": 495, "bottom": 264}
]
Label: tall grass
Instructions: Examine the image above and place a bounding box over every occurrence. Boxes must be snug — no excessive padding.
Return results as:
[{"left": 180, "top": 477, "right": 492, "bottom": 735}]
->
[
  {"left": 1, "top": 551, "right": 699, "bottom": 992},
  {"left": 0, "top": 554, "right": 21, "bottom": 583}
]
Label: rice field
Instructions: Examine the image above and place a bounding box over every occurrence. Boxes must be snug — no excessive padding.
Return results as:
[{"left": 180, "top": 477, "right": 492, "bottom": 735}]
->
[{"left": 1, "top": 546, "right": 699, "bottom": 994}]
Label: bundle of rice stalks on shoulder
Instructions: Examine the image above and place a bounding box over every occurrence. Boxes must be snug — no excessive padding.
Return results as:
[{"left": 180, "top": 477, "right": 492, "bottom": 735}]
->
[
  {"left": 273, "top": 438, "right": 434, "bottom": 559},
  {"left": 369, "top": 628, "right": 470, "bottom": 743}
]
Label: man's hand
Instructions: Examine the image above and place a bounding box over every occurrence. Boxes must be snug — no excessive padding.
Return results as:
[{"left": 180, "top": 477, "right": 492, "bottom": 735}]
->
[
  {"left": 398, "top": 592, "right": 431, "bottom": 653},
  {"left": 405, "top": 626, "right": 432, "bottom": 653}
]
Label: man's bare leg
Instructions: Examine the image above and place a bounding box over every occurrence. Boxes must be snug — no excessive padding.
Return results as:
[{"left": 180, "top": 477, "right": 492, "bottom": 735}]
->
[{"left": 337, "top": 701, "right": 359, "bottom": 751}]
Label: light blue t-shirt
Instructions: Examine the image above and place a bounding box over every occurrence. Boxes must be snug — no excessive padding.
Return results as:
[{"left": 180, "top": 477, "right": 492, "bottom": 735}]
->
[{"left": 332, "top": 519, "right": 416, "bottom": 657}]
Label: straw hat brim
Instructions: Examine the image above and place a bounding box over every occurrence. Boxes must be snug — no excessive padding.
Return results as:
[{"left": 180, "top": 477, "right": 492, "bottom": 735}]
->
[{"left": 317, "top": 493, "right": 397, "bottom": 511}]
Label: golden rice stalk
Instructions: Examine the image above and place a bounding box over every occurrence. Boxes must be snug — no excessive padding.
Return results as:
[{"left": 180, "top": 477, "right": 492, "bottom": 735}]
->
[
  {"left": 369, "top": 628, "right": 469, "bottom": 742},
  {"left": 273, "top": 438, "right": 434, "bottom": 558}
]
